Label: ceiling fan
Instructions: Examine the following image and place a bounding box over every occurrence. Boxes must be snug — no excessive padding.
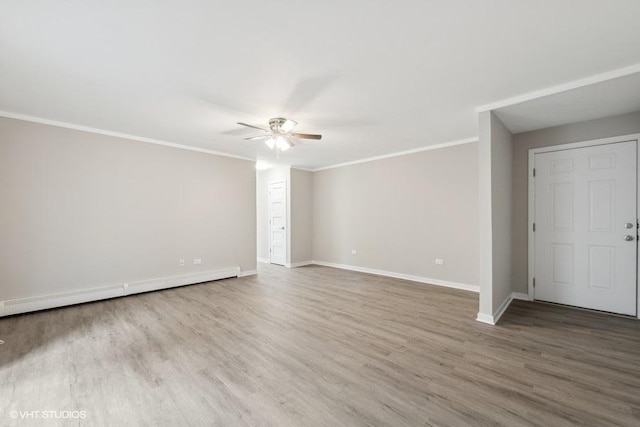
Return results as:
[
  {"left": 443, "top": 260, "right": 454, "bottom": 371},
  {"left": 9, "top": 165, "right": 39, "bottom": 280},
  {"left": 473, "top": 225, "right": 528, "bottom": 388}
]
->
[{"left": 237, "top": 117, "right": 322, "bottom": 151}]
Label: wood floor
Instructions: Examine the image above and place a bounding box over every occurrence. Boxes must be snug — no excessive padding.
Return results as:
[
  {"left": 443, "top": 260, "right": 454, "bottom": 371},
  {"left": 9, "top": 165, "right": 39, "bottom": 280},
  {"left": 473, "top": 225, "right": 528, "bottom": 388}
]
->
[{"left": 1, "top": 264, "right": 640, "bottom": 426}]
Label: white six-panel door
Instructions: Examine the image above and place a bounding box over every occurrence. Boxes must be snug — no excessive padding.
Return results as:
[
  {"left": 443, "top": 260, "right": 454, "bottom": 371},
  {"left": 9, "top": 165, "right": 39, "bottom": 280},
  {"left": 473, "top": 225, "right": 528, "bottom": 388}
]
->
[
  {"left": 533, "top": 140, "right": 637, "bottom": 316},
  {"left": 269, "top": 180, "right": 287, "bottom": 266}
]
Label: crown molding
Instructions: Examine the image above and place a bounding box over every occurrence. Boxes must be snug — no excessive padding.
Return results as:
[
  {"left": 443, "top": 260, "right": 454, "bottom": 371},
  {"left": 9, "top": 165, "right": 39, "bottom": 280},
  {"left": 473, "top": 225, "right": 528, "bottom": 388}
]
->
[
  {"left": 0, "top": 111, "right": 477, "bottom": 172},
  {"left": 311, "top": 137, "right": 478, "bottom": 172},
  {"left": 475, "top": 63, "right": 640, "bottom": 113},
  {"left": 0, "top": 111, "right": 254, "bottom": 162}
]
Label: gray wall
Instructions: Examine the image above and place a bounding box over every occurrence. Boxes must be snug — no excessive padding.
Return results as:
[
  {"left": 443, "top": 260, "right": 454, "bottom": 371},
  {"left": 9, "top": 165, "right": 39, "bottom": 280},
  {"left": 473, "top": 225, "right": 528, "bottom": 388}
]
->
[
  {"left": 290, "top": 168, "right": 313, "bottom": 264},
  {"left": 477, "top": 112, "right": 493, "bottom": 316},
  {"left": 511, "top": 110, "right": 640, "bottom": 293},
  {"left": 478, "top": 112, "right": 513, "bottom": 319},
  {"left": 312, "top": 142, "right": 479, "bottom": 286},
  {"left": 0, "top": 117, "right": 256, "bottom": 302},
  {"left": 489, "top": 113, "right": 514, "bottom": 312}
]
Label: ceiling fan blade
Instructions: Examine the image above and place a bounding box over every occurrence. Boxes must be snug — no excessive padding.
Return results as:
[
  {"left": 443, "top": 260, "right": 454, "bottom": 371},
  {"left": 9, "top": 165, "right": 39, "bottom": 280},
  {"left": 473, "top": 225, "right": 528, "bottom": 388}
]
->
[
  {"left": 244, "top": 134, "right": 272, "bottom": 141},
  {"left": 237, "top": 122, "right": 268, "bottom": 132},
  {"left": 291, "top": 133, "right": 322, "bottom": 140}
]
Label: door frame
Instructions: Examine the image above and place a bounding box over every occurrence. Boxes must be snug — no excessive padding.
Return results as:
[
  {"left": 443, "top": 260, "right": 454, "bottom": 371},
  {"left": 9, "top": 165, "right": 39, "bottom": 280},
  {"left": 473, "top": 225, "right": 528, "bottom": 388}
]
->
[
  {"left": 268, "top": 179, "right": 288, "bottom": 265},
  {"left": 528, "top": 133, "right": 640, "bottom": 319}
]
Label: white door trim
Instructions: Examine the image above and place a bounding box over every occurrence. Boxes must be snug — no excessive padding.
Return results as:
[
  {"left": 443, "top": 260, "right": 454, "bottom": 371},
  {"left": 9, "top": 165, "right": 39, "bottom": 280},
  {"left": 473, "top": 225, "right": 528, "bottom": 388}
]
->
[
  {"left": 268, "top": 179, "right": 288, "bottom": 265},
  {"left": 528, "top": 133, "right": 640, "bottom": 319}
]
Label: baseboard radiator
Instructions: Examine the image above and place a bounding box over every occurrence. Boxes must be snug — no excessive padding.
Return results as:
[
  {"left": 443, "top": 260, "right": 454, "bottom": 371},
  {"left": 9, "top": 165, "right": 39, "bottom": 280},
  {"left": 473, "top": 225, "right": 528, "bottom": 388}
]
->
[{"left": 0, "top": 267, "right": 241, "bottom": 317}]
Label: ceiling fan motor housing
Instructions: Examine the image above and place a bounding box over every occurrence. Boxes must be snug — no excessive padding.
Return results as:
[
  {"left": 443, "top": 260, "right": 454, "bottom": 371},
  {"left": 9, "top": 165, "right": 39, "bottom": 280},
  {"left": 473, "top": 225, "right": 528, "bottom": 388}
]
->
[{"left": 269, "top": 117, "right": 289, "bottom": 133}]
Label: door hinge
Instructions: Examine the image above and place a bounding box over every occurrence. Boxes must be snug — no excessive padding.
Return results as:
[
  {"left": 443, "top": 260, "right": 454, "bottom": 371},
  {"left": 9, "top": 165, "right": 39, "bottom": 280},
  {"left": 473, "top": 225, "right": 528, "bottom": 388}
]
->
[
  {"left": 533, "top": 278, "right": 536, "bottom": 288},
  {"left": 533, "top": 223, "right": 536, "bottom": 232},
  {"left": 533, "top": 168, "right": 536, "bottom": 177}
]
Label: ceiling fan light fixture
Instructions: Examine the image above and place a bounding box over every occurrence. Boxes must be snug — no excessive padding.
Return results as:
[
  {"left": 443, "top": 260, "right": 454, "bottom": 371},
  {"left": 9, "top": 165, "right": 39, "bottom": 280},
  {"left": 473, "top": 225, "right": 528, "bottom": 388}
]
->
[
  {"left": 238, "top": 118, "right": 320, "bottom": 152},
  {"left": 280, "top": 119, "right": 297, "bottom": 133},
  {"left": 275, "top": 136, "right": 291, "bottom": 151}
]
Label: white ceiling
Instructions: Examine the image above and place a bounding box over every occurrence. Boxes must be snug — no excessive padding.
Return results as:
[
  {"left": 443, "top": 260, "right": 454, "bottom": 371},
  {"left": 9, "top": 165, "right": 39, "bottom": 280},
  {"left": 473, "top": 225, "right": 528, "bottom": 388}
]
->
[
  {"left": 2, "top": 0, "right": 640, "bottom": 169},
  {"left": 492, "top": 69, "right": 640, "bottom": 134}
]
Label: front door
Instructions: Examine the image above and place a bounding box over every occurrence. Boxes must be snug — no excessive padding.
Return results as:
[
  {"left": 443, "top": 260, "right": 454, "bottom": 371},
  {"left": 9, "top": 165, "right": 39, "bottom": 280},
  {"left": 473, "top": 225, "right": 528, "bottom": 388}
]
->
[{"left": 534, "top": 140, "right": 637, "bottom": 315}]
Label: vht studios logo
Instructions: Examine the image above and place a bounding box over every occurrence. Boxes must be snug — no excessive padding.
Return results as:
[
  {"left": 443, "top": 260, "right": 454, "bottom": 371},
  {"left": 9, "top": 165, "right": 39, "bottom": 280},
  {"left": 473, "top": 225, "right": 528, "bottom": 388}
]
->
[{"left": 9, "top": 410, "right": 87, "bottom": 420}]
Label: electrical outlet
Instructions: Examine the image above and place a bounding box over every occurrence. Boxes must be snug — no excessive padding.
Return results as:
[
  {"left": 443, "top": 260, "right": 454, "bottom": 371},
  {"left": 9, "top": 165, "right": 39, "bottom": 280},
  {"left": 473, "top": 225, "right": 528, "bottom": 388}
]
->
[
  {"left": 435, "top": 258, "right": 444, "bottom": 266},
  {"left": 179, "top": 259, "right": 185, "bottom": 266},
  {"left": 351, "top": 250, "right": 357, "bottom": 255},
  {"left": 193, "top": 258, "right": 202, "bottom": 265}
]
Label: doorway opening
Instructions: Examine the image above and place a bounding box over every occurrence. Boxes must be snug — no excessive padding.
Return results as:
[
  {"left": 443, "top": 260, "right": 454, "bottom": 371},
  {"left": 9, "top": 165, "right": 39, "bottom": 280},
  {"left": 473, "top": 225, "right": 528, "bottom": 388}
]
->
[{"left": 268, "top": 180, "right": 287, "bottom": 266}]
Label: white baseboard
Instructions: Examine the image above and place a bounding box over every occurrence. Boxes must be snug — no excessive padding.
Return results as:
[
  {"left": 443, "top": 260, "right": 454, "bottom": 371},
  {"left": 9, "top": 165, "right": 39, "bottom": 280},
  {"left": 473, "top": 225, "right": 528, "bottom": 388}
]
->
[
  {"left": 512, "top": 292, "right": 532, "bottom": 301},
  {"left": 286, "top": 260, "right": 314, "bottom": 268},
  {"left": 238, "top": 270, "right": 258, "bottom": 277},
  {"left": 475, "top": 313, "right": 495, "bottom": 325},
  {"left": 257, "top": 258, "right": 269, "bottom": 264},
  {"left": 311, "top": 260, "right": 478, "bottom": 293},
  {"left": 491, "top": 293, "right": 514, "bottom": 324},
  {"left": 476, "top": 291, "right": 533, "bottom": 325},
  {"left": 0, "top": 267, "right": 241, "bottom": 317}
]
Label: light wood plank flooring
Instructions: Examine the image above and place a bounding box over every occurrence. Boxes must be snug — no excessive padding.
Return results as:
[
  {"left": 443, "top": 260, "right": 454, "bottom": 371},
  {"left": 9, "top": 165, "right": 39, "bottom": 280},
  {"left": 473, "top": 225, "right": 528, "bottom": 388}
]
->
[{"left": 1, "top": 264, "right": 640, "bottom": 426}]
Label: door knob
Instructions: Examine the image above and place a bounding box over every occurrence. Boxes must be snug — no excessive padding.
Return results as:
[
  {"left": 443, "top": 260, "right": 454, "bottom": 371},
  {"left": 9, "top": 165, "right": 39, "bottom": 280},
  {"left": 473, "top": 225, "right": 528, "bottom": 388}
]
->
[
  {"left": 624, "top": 223, "right": 634, "bottom": 229},
  {"left": 624, "top": 235, "right": 635, "bottom": 241},
  {"left": 280, "top": 227, "right": 285, "bottom": 230}
]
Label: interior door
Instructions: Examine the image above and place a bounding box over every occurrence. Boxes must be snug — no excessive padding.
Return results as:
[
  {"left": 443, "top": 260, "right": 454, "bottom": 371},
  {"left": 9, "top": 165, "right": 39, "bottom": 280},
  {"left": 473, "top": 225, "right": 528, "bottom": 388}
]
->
[
  {"left": 269, "top": 180, "right": 287, "bottom": 266},
  {"left": 534, "top": 140, "right": 637, "bottom": 316}
]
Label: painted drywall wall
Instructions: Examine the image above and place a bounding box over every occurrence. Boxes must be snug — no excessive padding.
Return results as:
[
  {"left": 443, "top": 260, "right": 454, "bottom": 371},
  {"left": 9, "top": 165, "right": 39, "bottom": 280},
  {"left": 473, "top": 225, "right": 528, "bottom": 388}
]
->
[
  {"left": 256, "top": 166, "right": 290, "bottom": 263},
  {"left": 477, "top": 111, "right": 494, "bottom": 317},
  {"left": 489, "top": 113, "right": 513, "bottom": 313},
  {"left": 290, "top": 169, "right": 313, "bottom": 264},
  {"left": 511, "top": 110, "right": 640, "bottom": 293},
  {"left": 0, "top": 117, "right": 256, "bottom": 302},
  {"left": 477, "top": 112, "right": 513, "bottom": 320},
  {"left": 312, "top": 142, "right": 479, "bottom": 287}
]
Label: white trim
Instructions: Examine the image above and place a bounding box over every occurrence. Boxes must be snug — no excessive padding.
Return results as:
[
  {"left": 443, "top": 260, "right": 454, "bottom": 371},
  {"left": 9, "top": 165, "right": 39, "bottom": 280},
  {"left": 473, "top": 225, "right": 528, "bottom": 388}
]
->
[
  {"left": 528, "top": 134, "right": 640, "bottom": 314},
  {"left": 257, "top": 258, "right": 270, "bottom": 264},
  {"left": 285, "top": 261, "right": 313, "bottom": 268},
  {"left": 475, "top": 313, "right": 495, "bottom": 325},
  {"left": 475, "top": 291, "right": 531, "bottom": 325},
  {"left": 0, "top": 267, "right": 241, "bottom": 317},
  {"left": 291, "top": 166, "right": 315, "bottom": 172},
  {"left": 492, "top": 293, "right": 515, "bottom": 324},
  {"left": 512, "top": 292, "right": 533, "bottom": 301},
  {"left": 476, "top": 63, "right": 640, "bottom": 113},
  {"left": 238, "top": 270, "right": 258, "bottom": 277},
  {"left": 528, "top": 148, "right": 536, "bottom": 299},
  {"left": 0, "top": 110, "right": 479, "bottom": 173},
  {"left": 0, "top": 111, "right": 253, "bottom": 162},
  {"left": 529, "top": 134, "right": 640, "bottom": 155},
  {"left": 311, "top": 260, "right": 478, "bottom": 292},
  {"left": 311, "top": 137, "right": 478, "bottom": 172}
]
